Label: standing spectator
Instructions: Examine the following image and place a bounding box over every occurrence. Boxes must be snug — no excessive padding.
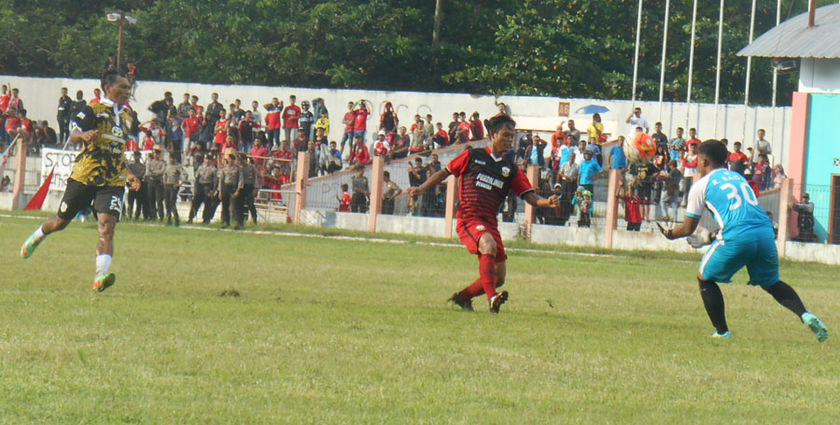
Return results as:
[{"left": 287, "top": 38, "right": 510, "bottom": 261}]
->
[
  {"left": 469, "top": 112, "right": 484, "bottom": 141},
  {"left": 556, "top": 152, "right": 580, "bottom": 226},
  {"left": 148, "top": 92, "right": 171, "bottom": 125},
  {"left": 352, "top": 101, "right": 369, "bottom": 146},
  {"left": 337, "top": 183, "right": 351, "bottom": 212},
  {"left": 56, "top": 87, "right": 72, "bottom": 145},
  {"left": 578, "top": 149, "right": 602, "bottom": 193},
  {"left": 669, "top": 127, "right": 686, "bottom": 163},
  {"left": 728, "top": 141, "right": 749, "bottom": 175},
  {"left": 658, "top": 160, "right": 683, "bottom": 222},
  {"left": 447, "top": 112, "right": 460, "bottom": 144},
  {"left": 206, "top": 93, "right": 224, "bottom": 125},
  {"left": 351, "top": 136, "right": 371, "bottom": 166},
  {"left": 181, "top": 108, "right": 202, "bottom": 153},
  {"left": 189, "top": 156, "right": 217, "bottom": 224},
  {"left": 791, "top": 193, "right": 817, "bottom": 242},
  {"left": 619, "top": 185, "right": 642, "bottom": 231},
  {"left": 493, "top": 102, "right": 509, "bottom": 118},
  {"left": 249, "top": 138, "right": 268, "bottom": 168},
  {"left": 408, "top": 156, "right": 427, "bottom": 188},
  {"left": 166, "top": 116, "right": 184, "bottom": 163},
  {"left": 163, "top": 155, "right": 185, "bottom": 226},
  {"left": 314, "top": 111, "right": 330, "bottom": 138},
  {"left": 299, "top": 100, "right": 314, "bottom": 141},
  {"left": 423, "top": 114, "right": 434, "bottom": 147},
  {"left": 634, "top": 160, "right": 657, "bottom": 222},
  {"left": 350, "top": 165, "right": 369, "bottom": 213},
  {"left": 264, "top": 97, "right": 283, "bottom": 149},
  {"left": 294, "top": 132, "right": 309, "bottom": 155},
  {"left": 753, "top": 153, "right": 771, "bottom": 191},
  {"left": 382, "top": 171, "right": 403, "bottom": 215},
  {"left": 755, "top": 129, "right": 772, "bottom": 159},
  {"left": 525, "top": 134, "right": 547, "bottom": 169},
  {"left": 217, "top": 153, "right": 243, "bottom": 229},
  {"left": 198, "top": 112, "right": 215, "bottom": 150},
  {"left": 682, "top": 143, "right": 699, "bottom": 206},
  {"left": 565, "top": 119, "right": 581, "bottom": 147},
  {"left": 145, "top": 147, "right": 167, "bottom": 221},
  {"left": 238, "top": 110, "right": 258, "bottom": 153},
  {"left": 652, "top": 122, "right": 669, "bottom": 153},
  {"left": 177, "top": 93, "right": 192, "bottom": 118},
  {"left": 587, "top": 113, "right": 604, "bottom": 144},
  {"left": 212, "top": 109, "right": 229, "bottom": 149},
  {"left": 282, "top": 95, "right": 301, "bottom": 145},
  {"left": 271, "top": 143, "right": 293, "bottom": 183},
  {"left": 380, "top": 101, "right": 399, "bottom": 137},
  {"left": 609, "top": 136, "right": 628, "bottom": 173},
  {"left": 392, "top": 126, "right": 410, "bottom": 159},
  {"left": 771, "top": 164, "right": 786, "bottom": 189},
  {"left": 456, "top": 112, "right": 471, "bottom": 144},
  {"left": 231, "top": 99, "right": 246, "bottom": 123},
  {"left": 126, "top": 151, "right": 146, "bottom": 221},
  {"left": 89, "top": 88, "right": 102, "bottom": 104},
  {"left": 326, "top": 141, "right": 343, "bottom": 173},
  {"left": 575, "top": 188, "right": 592, "bottom": 228},
  {"left": 190, "top": 95, "right": 204, "bottom": 117},
  {"left": 250, "top": 100, "right": 262, "bottom": 125},
  {"left": 373, "top": 131, "right": 390, "bottom": 158},
  {"left": 313, "top": 129, "right": 330, "bottom": 175},
  {"left": 625, "top": 106, "right": 649, "bottom": 136},
  {"left": 686, "top": 127, "right": 701, "bottom": 151},
  {"left": 341, "top": 101, "right": 356, "bottom": 156}
]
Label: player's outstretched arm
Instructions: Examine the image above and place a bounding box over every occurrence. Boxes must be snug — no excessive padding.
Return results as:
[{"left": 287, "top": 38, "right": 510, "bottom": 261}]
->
[
  {"left": 523, "top": 191, "right": 559, "bottom": 209},
  {"left": 407, "top": 168, "right": 450, "bottom": 198},
  {"left": 658, "top": 216, "right": 699, "bottom": 240}
]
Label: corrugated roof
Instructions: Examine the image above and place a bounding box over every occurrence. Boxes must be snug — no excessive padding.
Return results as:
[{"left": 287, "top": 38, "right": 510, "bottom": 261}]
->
[{"left": 738, "top": 4, "right": 840, "bottom": 59}]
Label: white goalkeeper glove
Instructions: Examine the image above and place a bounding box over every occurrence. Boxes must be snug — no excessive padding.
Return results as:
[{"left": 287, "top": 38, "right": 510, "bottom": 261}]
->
[{"left": 687, "top": 228, "right": 716, "bottom": 249}]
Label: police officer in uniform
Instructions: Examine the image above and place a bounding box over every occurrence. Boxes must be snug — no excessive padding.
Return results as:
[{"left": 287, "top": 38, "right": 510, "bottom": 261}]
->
[
  {"left": 217, "top": 153, "right": 243, "bottom": 229},
  {"left": 238, "top": 152, "right": 259, "bottom": 225},
  {"left": 189, "top": 155, "right": 217, "bottom": 224},
  {"left": 163, "top": 155, "right": 185, "bottom": 226},
  {"left": 56, "top": 87, "right": 73, "bottom": 145},
  {"left": 144, "top": 147, "right": 166, "bottom": 221},
  {"left": 126, "top": 150, "right": 146, "bottom": 220}
]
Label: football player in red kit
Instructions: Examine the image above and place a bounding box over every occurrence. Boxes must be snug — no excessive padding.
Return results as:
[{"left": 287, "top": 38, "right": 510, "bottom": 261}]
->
[{"left": 408, "top": 115, "right": 559, "bottom": 313}]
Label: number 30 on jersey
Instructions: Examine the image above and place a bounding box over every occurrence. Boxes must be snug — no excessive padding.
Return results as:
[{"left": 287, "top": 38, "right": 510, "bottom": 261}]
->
[{"left": 720, "top": 182, "right": 758, "bottom": 210}]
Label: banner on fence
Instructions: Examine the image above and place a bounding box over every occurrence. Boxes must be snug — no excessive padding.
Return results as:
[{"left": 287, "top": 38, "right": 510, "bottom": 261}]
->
[{"left": 40, "top": 148, "right": 153, "bottom": 192}]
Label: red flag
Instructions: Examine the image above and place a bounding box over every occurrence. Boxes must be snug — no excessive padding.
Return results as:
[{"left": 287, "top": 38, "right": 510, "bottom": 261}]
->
[{"left": 24, "top": 167, "right": 54, "bottom": 211}]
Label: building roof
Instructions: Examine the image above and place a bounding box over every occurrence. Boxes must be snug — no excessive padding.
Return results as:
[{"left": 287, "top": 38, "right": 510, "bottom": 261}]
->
[{"left": 738, "top": 4, "right": 840, "bottom": 59}]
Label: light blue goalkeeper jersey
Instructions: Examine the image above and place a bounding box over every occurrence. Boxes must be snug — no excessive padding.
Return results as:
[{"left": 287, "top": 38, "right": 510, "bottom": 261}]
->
[{"left": 685, "top": 168, "right": 771, "bottom": 241}]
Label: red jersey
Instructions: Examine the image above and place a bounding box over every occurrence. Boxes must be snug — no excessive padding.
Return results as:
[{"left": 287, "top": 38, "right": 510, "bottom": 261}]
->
[
  {"left": 339, "top": 191, "right": 351, "bottom": 212},
  {"left": 265, "top": 107, "right": 281, "bottom": 130},
  {"left": 20, "top": 118, "right": 33, "bottom": 133},
  {"left": 343, "top": 111, "right": 355, "bottom": 133},
  {"left": 282, "top": 105, "right": 301, "bottom": 129},
  {"left": 447, "top": 147, "right": 534, "bottom": 227},
  {"left": 214, "top": 118, "right": 228, "bottom": 145},
  {"left": 728, "top": 152, "right": 748, "bottom": 164},
  {"left": 353, "top": 109, "right": 369, "bottom": 131},
  {"left": 182, "top": 116, "right": 201, "bottom": 137},
  {"left": 374, "top": 140, "right": 390, "bottom": 156},
  {"left": 4, "top": 116, "right": 20, "bottom": 132},
  {"left": 0, "top": 94, "right": 9, "bottom": 111},
  {"left": 90, "top": 96, "right": 101, "bottom": 104},
  {"left": 686, "top": 137, "right": 701, "bottom": 150},
  {"left": 470, "top": 119, "right": 484, "bottom": 140},
  {"left": 435, "top": 129, "right": 450, "bottom": 145},
  {"left": 622, "top": 195, "right": 642, "bottom": 223},
  {"left": 126, "top": 138, "right": 139, "bottom": 151},
  {"left": 457, "top": 121, "right": 471, "bottom": 142},
  {"left": 551, "top": 132, "right": 567, "bottom": 149},
  {"left": 263, "top": 175, "right": 285, "bottom": 200},
  {"left": 142, "top": 138, "right": 156, "bottom": 150},
  {"left": 354, "top": 144, "right": 371, "bottom": 165}
]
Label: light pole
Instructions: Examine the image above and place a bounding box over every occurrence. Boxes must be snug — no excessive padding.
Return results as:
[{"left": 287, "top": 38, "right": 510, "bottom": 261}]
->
[{"left": 106, "top": 11, "right": 137, "bottom": 72}]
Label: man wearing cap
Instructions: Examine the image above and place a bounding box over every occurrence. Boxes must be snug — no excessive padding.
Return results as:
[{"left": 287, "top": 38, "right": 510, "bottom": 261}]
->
[
  {"left": 145, "top": 147, "right": 167, "bottom": 221},
  {"left": 126, "top": 150, "right": 146, "bottom": 221},
  {"left": 578, "top": 149, "right": 603, "bottom": 193},
  {"left": 791, "top": 193, "right": 817, "bottom": 242},
  {"left": 163, "top": 155, "right": 185, "bottom": 226},
  {"left": 218, "top": 153, "right": 244, "bottom": 229},
  {"left": 189, "top": 155, "right": 217, "bottom": 224}
]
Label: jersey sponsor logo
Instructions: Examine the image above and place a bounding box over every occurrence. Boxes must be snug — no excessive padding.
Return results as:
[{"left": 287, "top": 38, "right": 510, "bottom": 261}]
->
[
  {"left": 475, "top": 225, "right": 485, "bottom": 231},
  {"left": 76, "top": 111, "right": 86, "bottom": 119},
  {"left": 476, "top": 173, "right": 504, "bottom": 191},
  {"left": 111, "top": 126, "right": 124, "bottom": 137}
]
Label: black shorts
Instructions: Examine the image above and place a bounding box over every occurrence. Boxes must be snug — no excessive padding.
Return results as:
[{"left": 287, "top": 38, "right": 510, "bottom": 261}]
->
[{"left": 57, "top": 179, "right": 125, "bottom": 221}]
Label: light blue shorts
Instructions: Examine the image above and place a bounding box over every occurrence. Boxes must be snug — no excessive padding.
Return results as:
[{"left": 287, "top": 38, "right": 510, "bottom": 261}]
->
[{"left": 698, "top": 228, "right": 780, "bottom": 286}]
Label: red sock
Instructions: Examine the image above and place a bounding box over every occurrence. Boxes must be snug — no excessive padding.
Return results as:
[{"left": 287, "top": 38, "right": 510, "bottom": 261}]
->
[
  {"left": 458, "top": 278, "right": 484, "bottom": 300},
  {"left": 478, "top": 254, "right": 497, "bottom": 302}
]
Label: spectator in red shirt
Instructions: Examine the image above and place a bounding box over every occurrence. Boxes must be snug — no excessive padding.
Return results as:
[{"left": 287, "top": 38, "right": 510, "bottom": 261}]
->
[
  {"left": 249, "top": 138, "right": 268, "bottom": 168},
  {"left": 728, "top": 141, "right": 749, "bottom": 176},
  {"left": 282, "top": 95, "right": 301, "bottom": 146},
  {"left": 352, "top": 136, "right": 371, "bottom": 166},
  {"left": 408, "top": 114, "right": 558, "bottom": 313},
  {"left": 263, "top": 97, "right": 283, "bottom": 149},
  {"left": 686, "top": 127, "right": 701, "bottom": 150},
  {"left": 493, "top": 102, "right": 509, "bottom": 118},
  {"left": 181, "top": 108, "right": 202, "bottom": 152},
  {"left": 456, "top": 112, "right": 471, "bottom": 144},
  {"left": 379, "top": 101, "right": 399, "bottom": 137},
  {"left": 0, "top": 84, "right": 9, "bottom": 113},
  {"left": 341, "top": 101, "right": 356, "bottom": 156},
  {"left": 190, "top": 95, "right": 203, "bottom": 117},
  {"left": 432, "top": 122, "right": 449, "bottom": 148},
  {"left": 213, "top": 109, "right": 229, "bottom": 148},
  {"left": 618, "top": 184, "right": 642, "bottom": 231},
  {"left": 353, "top": 102, "right": 369, "bottom": 145},
  {"left": 337, "top": 183, "right": 351, "bottom": 212},
  {"left": 469, "top": 112, "right": 484, "bottom": 141},
  {"left": 271, "top": 143, "right": 293, "bottom": 184},
  {"left": 373, "top": 130, "right": 390, "bottom": 158},
  {"left": 90, "top": 88, "right": 102, "bottom": 104}
]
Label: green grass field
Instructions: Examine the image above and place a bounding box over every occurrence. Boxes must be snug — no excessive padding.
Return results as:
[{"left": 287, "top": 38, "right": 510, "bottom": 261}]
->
[{"left": 1, "top": 214, "right": 838, "bottom": 424}]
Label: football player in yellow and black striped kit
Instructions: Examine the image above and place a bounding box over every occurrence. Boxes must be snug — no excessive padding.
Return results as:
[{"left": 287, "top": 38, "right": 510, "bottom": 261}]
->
[{"left": 20, "top": 70, "right": 140, "bottom": 292}]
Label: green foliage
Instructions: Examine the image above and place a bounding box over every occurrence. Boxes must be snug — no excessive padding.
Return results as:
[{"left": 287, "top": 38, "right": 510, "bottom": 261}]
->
[{"left": 0, "top": 0, "right": 831, "bottom": 105}]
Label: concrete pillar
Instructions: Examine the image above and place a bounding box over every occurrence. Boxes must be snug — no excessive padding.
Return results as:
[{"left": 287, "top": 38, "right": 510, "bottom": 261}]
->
[
  {"left": 444, "top": 175, "right": 459, "bottom": 239},
  {"left": 368, "top": 156, "right": 384, "bottom": 233},
  {"left": 11, "top": 138, "right": 26, "bottom": 210},
  {"left": 604, "top": 169, "right": 621, "bottom": 249},
  {"left": 293, "top": 151, "right": 309, "bottom": 224},
  {"left": 776, "top": 177, "right": 792, "bottom": 257},
  {"left": 787, "top": 92, "right": 810, "bottom": 200},
  {"left": 523, "top": 165, "right": 539, "bottom": 240}
]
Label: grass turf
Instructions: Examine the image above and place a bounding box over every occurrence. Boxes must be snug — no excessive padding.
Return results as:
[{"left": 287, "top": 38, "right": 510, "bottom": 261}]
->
[{"left": 0, "top": 216, "right": 837, "bottom": 424}]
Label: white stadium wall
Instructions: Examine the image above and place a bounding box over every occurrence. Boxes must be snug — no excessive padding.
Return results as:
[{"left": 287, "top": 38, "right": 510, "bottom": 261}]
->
[{"left": 2, "top": 74, "right": 791, "bottom": 167}]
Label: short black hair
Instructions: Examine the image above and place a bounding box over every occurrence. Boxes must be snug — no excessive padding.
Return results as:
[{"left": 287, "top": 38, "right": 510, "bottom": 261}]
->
[
  {"left": 698, "top": 139, "right": 728, "bottom": 167},
  {"left": 100, "top": 68, "right": 122, "bottom": 92},
  {"left": 484, "top": 114, "right": 516, "bottom": 135}
]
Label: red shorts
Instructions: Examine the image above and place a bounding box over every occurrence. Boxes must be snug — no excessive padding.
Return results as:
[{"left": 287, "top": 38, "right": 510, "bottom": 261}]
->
[{"left": 456, "top": 219, "right": 507, "bottom": 262}]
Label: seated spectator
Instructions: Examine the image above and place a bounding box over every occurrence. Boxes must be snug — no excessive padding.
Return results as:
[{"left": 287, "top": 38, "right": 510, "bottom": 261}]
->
[
  {"left": 249, "top": 138, "right": 269, "bottom": 168},
  {"left": 337, "top": 183, "right": 351, "bottom": 212},
  {"left": 392, "top": 126, "right": 409, "bottom": 159},
  {"left": 469, "top": 111, "right": 484, "bottom": 141},
  {"left": 270, "top": 143, "right": 293, "bottom": 183},
  {"left": 753, "top": 153, "right": 771, "bottom": 191},
  {"left": 351, "top": 136, "right": 370, "bottom": 166},
  {"left": 327, "top": 141, "right": 342, "bottom": 173},
  {"left": 373, "top": 130, "right": 390, "bottom": 158},
  {"left": 432, "top": 122, "right": 449, "bottom": 148}
]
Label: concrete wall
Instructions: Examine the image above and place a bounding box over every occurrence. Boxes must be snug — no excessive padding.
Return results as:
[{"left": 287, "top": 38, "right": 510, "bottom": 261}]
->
[
  {"left": 2, "top": 74, "right": 792, "bottom": 168},
  {"left": 803, "top": 93, "right": 840, "bottom": 241},
  {"left": 799, "top": 58, "right": 840, "bottom": 95}
]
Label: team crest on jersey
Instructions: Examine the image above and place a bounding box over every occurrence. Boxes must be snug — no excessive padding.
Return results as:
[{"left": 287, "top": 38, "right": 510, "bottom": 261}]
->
[
  {"left": 501, "top": 166, "right": 511, "bottom": 177},
  {"left": 112, "top": 126, "right": 124, "bottom": 137}
]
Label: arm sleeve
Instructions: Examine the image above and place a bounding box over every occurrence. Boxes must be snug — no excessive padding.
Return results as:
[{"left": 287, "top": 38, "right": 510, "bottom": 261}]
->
[
  {"left": 511, "top": 169, "right": 535, "bottom": 198},
  {"left": 69, "top": 105, "right": 95, "bottom": 133},
  {"left": 685, "top": 178, "right": 707, "bottom": 219},
  {"left": 445, "top": 149, "right": 470, "bottom": 177}
]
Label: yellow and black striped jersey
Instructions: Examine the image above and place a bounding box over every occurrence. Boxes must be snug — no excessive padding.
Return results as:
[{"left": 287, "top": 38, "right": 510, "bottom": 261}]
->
[{"left": 69, "top": 98, "right": 134, "bottom": 187}]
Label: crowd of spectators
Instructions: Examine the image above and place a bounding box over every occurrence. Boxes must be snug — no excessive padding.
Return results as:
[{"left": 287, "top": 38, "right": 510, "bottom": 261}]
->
[{"left": 0, "top": 84, "right": 58, "bottom": 155}]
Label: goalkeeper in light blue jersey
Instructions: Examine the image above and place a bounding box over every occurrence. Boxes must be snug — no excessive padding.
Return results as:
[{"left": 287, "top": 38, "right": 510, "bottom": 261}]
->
[{"left": 658, "top": 139, "right": 827, "bottom": 342}]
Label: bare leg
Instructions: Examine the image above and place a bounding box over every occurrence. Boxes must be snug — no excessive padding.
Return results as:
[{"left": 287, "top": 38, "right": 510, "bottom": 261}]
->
[{"left": 96, "top": 212, "right": 117, "bottom": 257}]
